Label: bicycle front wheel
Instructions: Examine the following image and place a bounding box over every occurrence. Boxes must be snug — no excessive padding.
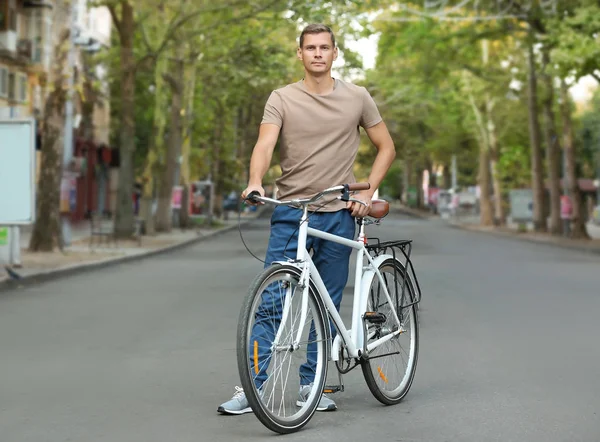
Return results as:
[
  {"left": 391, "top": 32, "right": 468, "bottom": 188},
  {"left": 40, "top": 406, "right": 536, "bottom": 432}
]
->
[
  {"left": 361, "top": 258, "right": 419, "bottom": 405},
  {"left": 237, "top": 264, "right": 329, "bottom": 434}
]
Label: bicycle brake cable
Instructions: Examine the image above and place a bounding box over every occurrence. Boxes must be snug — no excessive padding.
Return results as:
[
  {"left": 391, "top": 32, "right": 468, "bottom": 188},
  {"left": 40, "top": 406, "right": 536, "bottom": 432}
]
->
[
  {"left": 238, "top": 198, "right": 266, "bottom": 264},
  {"left": 238, "top": 195, "right": 340, "bottom": 264},
  {"left": 281, "top": 197, "right": 339, "bottom": 261}
]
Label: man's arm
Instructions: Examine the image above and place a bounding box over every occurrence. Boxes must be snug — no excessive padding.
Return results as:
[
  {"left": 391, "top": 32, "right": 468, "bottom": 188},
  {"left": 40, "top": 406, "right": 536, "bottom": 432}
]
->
[
  {"left": 242, "top": 123, "right": 281, "bottom": 201},
  {"left": 347, "top": 121, "right": 396, "bottom": 217}
]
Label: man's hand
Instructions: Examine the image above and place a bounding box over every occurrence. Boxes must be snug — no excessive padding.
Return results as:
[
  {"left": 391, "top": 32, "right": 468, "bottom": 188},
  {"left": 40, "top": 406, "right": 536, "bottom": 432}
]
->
[
  {"left": 241, "top": 184, "right": 265, "bottom": 206},
  {"left": 346, "top": 191, "right": 373, "bottom": 218}
]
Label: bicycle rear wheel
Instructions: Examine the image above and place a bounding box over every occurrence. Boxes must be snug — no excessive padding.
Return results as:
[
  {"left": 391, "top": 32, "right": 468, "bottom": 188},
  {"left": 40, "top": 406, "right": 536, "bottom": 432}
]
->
[
  {"left": 361, "top": 258, "right": 419, "bottom": 405},
  {"left": 237, "top": 264, "right": 329, "bottom": 434}
]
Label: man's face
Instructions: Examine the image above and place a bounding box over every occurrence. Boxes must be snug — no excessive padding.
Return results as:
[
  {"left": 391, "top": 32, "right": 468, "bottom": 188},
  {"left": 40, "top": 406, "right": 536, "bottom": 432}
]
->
[{"left": 297, "top": 32, "right": 338, "bottom": 74}]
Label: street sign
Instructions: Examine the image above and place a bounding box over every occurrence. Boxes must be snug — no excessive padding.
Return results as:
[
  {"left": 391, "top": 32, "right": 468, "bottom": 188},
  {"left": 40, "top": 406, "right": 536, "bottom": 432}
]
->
[
  {"left": 0, "top": 118, "right": 36, "bottom": 224},
  {"left": 0, "top": 227, "right": 7, "bottom": 246}
]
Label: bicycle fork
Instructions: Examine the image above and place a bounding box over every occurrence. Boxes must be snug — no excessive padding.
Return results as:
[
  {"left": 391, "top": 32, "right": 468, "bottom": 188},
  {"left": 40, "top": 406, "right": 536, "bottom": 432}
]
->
[{"left": 271, "top": 262, "right": 311, "bottom": 352}]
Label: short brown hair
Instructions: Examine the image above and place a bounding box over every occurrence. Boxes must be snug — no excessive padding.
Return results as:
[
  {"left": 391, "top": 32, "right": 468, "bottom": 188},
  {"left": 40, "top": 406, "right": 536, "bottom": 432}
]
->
[{"left": 299, "top": 24, "right": 336, "bottom": 48}]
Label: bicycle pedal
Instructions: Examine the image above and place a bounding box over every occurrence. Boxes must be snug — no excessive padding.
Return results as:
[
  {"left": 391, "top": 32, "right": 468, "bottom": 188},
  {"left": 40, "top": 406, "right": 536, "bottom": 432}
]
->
[
  {"left": 323, "top": 385, "right": 344, "bottom": 394},
  {"left": 363, "top": 311, "right": 387, "bottom": 324}
]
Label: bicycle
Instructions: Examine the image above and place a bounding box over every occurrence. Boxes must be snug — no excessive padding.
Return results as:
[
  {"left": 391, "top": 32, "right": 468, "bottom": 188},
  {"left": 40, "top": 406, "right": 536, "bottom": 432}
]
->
[{"left": 237, "top": 183, "right": 421, "bottom": 434}]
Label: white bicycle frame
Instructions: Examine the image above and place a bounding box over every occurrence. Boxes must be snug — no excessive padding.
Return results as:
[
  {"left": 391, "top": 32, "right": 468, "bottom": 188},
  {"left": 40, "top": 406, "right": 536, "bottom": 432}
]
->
[{"left": 270, "top": 201, "right": 404, "bottom": 361}]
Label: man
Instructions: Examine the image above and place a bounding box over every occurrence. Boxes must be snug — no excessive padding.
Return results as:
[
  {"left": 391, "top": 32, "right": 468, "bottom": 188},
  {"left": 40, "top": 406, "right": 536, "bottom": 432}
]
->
[{"left": 218, "top": 23, "right": 396, "bottom": 415}]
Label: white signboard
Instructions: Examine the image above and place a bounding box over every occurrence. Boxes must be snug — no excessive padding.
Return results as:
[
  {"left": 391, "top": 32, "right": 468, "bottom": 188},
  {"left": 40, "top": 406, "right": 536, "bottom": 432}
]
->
[
  {"left": 0, "top": 119, "right": 36, "bottom": 224},
  {"left": 509, "top": 189, "right": 533, "bottom": 223}
]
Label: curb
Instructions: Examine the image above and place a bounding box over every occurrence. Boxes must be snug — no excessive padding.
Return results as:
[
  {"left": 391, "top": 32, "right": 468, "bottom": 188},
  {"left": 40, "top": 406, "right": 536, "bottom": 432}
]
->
[
  {"left": 0, "top": 219, "right": 255, "bottom": 292},
  {"left": 391, "top": 205, "right": 434, "bottom": 220},
  {"left": 448, "top": 221, "right": 600, "bottom": 256}
]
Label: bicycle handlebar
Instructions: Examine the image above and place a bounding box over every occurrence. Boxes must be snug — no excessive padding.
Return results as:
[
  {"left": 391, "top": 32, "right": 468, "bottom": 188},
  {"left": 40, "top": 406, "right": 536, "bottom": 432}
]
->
[
  {"left": 347, "top": 182, "right": 370, "bottom": 191},
  {"left": 246, "top": 182, "right": 370, "bottom": 207}
]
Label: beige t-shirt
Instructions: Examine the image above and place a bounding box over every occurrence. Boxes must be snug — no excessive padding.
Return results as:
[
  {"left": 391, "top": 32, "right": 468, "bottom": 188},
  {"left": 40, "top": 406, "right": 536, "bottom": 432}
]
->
[{"left": 261, "top": 78, "right": 382, "bottom": 212}]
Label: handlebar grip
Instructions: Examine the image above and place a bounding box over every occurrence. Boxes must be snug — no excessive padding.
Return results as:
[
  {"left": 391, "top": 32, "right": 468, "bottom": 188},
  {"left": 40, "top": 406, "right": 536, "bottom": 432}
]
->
[
  {"left": 347, "top": 182, "right": 370, "bottom": 191},
  {"left": 246, "top": 191, "right": 261, "bottom": 203}
]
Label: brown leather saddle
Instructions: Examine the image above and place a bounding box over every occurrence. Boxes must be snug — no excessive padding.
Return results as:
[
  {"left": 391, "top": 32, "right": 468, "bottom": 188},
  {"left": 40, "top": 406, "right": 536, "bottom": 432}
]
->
[{"left": 368, "top": 199, "right": 390, "bottom": 219}]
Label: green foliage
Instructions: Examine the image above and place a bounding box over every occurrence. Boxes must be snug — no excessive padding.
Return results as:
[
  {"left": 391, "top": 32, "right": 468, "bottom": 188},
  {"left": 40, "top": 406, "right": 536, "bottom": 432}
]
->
[
  {"left": 100, "top": 0, "right": 599, "bottom": 202},
  {"left": 379, "top": 160, "right": 403, "bottom": 200},
  {"left": 365, "top": 10, "right": 508, "bottom": 186},
  {"left": 548, "top": 3, "right": 600, "bottom": 81},
  {"left": 101, "top": 0, "right": 379, "bottom": 194},
  {"left": 497, "top": 144, "right": 531, "bottom": 190}
]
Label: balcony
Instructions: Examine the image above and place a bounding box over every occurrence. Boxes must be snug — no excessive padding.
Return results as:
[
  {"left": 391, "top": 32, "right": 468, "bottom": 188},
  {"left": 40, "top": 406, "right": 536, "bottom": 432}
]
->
[{"left": 0, "top": 30, "right": 17, "bottom": 53}]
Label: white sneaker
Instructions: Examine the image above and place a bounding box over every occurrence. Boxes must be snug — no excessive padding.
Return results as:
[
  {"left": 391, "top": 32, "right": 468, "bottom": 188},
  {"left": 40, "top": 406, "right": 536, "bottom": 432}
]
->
[
  {"left": 217, "top": 386, "right": 252, "bottom": 415},
  {"left": 296, "top": 384, "right": 337, "bottom": 411}
]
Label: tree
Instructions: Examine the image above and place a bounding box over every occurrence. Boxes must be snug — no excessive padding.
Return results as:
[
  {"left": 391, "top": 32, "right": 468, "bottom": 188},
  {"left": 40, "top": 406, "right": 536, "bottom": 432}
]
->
[
  {"left": 29, "top": 1, "right": 70, "bottom": 251},
  {"left": 540, "top": 47, "right": 562, "bottom": 235},
  {"left": 525, "top": 26, "right": 547, "bottom": 232},
  {"left": 104, "top": 0, "right": 371, "bottom": 232},
  {"left": 548, "top": 1, "right": 600, "bottom": 238},
  {"left": 107, "top": 0, "right": 136, "bottom": 238},
  {"left": 560, "top": 79, "right": 589, "bottom": 239},
  {"left": 368, "top": 8, "right": 525, "bottom": 222}
]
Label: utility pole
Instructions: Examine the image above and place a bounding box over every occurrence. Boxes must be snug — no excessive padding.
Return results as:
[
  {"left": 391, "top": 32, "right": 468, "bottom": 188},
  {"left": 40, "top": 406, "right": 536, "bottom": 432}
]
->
[{"left": 61, "top": 0, "right": 77, "bottom": 246}]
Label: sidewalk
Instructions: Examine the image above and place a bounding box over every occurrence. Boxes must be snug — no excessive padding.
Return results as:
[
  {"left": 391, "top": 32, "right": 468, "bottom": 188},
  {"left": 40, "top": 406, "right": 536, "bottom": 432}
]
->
[
  {"left": 1, "top": 211, "right": 262, "bottom": 290},
  {"left": 392, "top": 202, "right": 600, "bottom": 255}
]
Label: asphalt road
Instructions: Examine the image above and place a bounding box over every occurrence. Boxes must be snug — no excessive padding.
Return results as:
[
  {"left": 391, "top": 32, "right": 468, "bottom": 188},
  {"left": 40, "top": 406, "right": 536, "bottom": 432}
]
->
[{"left": 1, "top": 209, "right": 599, "bottom": 442}]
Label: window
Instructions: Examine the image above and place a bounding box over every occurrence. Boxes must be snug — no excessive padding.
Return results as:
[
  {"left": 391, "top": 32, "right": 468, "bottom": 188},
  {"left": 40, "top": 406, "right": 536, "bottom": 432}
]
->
[
  {"left": 9, "top": 0, "right": 17, "bottom": 31},
  {"left": 32, "top": 11, "right": 43, "bottom": 63},
  {"left": 8, "top": 71, "right": 15, "bottom": 100},
  {"left": 18, "top": 73, "right": 27, "bottom": 102},
  {"left": 0, "top": 66, "right": 8, "bottom": 98},
  {"left": 0, "top": 0, "right": 17, "bottom": 32}
]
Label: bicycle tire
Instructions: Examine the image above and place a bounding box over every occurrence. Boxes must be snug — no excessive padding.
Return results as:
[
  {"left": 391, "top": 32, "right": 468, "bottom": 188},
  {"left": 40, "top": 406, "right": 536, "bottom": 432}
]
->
[
  {"left": 360, "top": 258, "right": 419, "bottom": 405},
  {"left": 237, "top": 264, "right": 329, "bottom": 434}
]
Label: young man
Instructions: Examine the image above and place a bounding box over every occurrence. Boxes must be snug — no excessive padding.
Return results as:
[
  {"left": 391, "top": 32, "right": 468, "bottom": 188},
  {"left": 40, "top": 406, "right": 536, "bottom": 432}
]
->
[{"left": 218, "top": 23, "right": 396, "bottom": 415}]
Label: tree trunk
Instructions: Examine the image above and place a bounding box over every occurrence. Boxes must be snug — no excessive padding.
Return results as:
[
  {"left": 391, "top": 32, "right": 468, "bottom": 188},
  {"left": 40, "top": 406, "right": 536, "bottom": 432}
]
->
[
  {"left": 541, "top": 49, "right": 562, "bottom": 235},
  {"left": 79, "top": 53, "right": 96, "bottom": 141},
  {"left": 526, "top": 32, "right": 547, "bottom": 232},
  {"left": 415, "top": 166, "right": 424, "bottom": 209},
  {"left": 427, "top": 159, "right": 437, "bottom": 187},
  {"left": 486, "top": 97, "right": 504, "bottom": 225},
  {"left": 403, "top": 158, "right": 412, "bottom": 204},
  {"left": 560, "top": 79, "right": 590, "bottom": 239},
  {"left": 211, "top": 105, "right": 225, "bottom": 218},
  {"left": 140, "top": 55, "right": 169, "bottom": 236},
  {"left": 239, "top": 102, "right": 255, "bottom": 185},
  {"left": 478, "top": 142, "right": 494, "bottom": 226},
  {"left": 114, "top": 2, "right": 136, "bottom": 238},
  {"left": 155, "top": 54, "right": 185, "bottom": 232},
  {"left": 442, "top": 164, "right": 451, "bottom": 189},
  {"left": 463, "top": 63, "right": 493, "bottom": 226},
  {"left": 179, "top": 57, "right": 197, "bottom": 229},
  {"left": 28, "top": 12, "right": 70, "bottom": 252}
]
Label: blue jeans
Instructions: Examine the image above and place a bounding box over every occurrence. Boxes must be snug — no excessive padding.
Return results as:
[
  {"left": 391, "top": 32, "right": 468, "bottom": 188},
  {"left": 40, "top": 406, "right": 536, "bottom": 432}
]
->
[{"left": 250, "top": 206, "right": 356, "bottom": 387}]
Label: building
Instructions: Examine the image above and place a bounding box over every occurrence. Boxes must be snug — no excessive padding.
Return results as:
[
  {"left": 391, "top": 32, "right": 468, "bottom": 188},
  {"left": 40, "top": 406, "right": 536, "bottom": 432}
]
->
[
  {"left": 0, "top": 0, "right": 52, "bottom": 119},
  {"left": 1, "top": 0, "right": 115, "bottom": 221}
]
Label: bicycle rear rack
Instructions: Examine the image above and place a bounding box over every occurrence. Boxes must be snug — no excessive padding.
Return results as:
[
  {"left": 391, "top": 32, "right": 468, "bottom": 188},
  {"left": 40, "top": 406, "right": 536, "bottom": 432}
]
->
[{"left": 365, "top": 238, "right": 423, "bottom": 307}]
